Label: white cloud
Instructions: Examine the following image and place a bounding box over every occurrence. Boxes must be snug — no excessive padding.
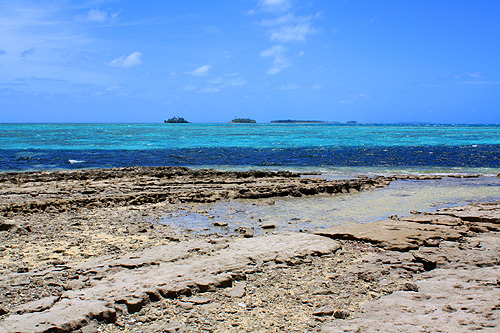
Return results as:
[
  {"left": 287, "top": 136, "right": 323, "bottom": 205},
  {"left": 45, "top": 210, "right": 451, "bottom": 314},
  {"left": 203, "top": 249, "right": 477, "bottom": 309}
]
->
[
  {"left": 260, "top": 45, "right": 290, "bottom": 74},
  {"left": 208, "top": 77, "right": 224, "bottom": 85},
  {"left": 183, "top": 84, "right": 197, "bottom": 91},
  {"left": 259, "top": 0, "right": 291, "bottom": 13},
  {"left": 108, "top": 51, "right": 142, "bottom": 68},
  {"left": 256, "top": 3, "right": 321, "bottom": 74},
  {"left": 261, "top": 12, "right": 321, "bottom": 27},
  {"left": 458, "top": 81, "right": 500, "bottom": 85},
  {"left": 261, "top": 13, "right": 320, "bottom": 43},
  {"left": 269, "top": 23, "right": 316, "bottom": 42},
  {"left": 105, "top": 85, "right": 121, "bottom": 91},
  {"left": 82, "top": 8, "right": 120, "bottom": 23},
  {"left": 455, "top": 72, "right": 481, "bottom": 79},
  {"left": 260, "top": 12, "right": 321, "bottom": 43},
  {"left": 278, "top": 83, "right": 301, "bottom": 90},
  {"left": 339, "top": 92, "right": 371, "bottom": 104},
  {"left": 454, "top": 72, "right": 499, "bottom": 85},
  {"left": 187, "top": 65, "right": 211, "bottom": 76},
  {"left": 87, "top": 9, "right": 107, "bottom": 22},
  {"left": 198, "top": 75, "right": 246, "bottom": 93},
  {"left": 260, "top": 13, "right": 295, "bottom": 26}
]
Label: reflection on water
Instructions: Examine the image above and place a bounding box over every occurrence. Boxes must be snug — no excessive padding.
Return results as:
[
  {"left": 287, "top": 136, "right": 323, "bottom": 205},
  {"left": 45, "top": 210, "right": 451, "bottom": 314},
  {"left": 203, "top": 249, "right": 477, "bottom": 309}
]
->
[{"left": 162, "top": 176, "right": 500, "bottom": 236}]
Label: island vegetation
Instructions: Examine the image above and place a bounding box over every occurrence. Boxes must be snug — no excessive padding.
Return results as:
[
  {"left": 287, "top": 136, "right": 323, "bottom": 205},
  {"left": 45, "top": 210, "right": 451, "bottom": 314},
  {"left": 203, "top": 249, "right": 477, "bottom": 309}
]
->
[
  {"left": 270, "top": 120, "right": 327, "bottom": 124},
  {"left": 164, "top": 117, "right": 190, "bottom": 123},
  {"left": 230, "top": 118, "right": 256, "bottom": 123}
]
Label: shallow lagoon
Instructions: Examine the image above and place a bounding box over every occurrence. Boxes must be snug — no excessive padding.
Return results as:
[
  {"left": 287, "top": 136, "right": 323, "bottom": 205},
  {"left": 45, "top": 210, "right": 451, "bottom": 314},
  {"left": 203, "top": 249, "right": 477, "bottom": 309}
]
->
[{"left": 163, "top": 175, "right": 500, "bottom": 235}]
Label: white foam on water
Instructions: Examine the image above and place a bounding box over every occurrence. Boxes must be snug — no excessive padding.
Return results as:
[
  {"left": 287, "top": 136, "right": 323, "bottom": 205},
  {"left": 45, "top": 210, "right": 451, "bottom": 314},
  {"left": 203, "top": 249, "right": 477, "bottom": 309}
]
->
[{"left": 68, "top": 159, "right": 85, "bottom": 164}]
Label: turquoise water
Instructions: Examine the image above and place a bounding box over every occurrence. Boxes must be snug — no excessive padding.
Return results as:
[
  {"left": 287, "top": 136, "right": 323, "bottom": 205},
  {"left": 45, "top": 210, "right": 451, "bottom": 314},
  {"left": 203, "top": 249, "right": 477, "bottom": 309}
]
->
[
  {"left": 2, "top": 123, "right": 500, "bottom": 149},
  {"left": 1, "top": 123, "right": 499, "bottom": 173}
]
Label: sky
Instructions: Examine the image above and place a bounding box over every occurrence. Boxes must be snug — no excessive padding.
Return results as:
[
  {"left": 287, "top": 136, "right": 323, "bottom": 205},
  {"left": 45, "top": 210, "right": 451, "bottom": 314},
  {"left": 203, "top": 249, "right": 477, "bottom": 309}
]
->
[{"left": 0, "top": 0, "right": 499, "bottom": 124}]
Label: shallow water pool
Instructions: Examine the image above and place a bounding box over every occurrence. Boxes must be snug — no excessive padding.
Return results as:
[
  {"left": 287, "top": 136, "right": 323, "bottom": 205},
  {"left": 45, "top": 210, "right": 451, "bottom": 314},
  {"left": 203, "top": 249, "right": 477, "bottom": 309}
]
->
[{"left": 162, "top": 176, "right": 500, "bottom": 236}]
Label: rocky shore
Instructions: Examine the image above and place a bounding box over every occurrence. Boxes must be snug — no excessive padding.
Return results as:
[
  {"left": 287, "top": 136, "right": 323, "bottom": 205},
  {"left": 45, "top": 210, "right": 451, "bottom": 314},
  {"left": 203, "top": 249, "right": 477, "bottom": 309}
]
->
[{"left": 0, "top": 167, "right": 498, "bottom": 332}]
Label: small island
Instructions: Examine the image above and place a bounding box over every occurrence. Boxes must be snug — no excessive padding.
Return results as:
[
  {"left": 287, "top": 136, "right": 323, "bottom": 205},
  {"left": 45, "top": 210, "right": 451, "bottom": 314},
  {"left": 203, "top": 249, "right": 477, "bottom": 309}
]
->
[
  {"left": 230, "top": 118, "right": 256, "bottom": 124},
  {"left": 164, "top": 117, "right": 190, "bottom": 123},
  {"left": 270, "top": 120, "right": 327, "bottom": 124}
]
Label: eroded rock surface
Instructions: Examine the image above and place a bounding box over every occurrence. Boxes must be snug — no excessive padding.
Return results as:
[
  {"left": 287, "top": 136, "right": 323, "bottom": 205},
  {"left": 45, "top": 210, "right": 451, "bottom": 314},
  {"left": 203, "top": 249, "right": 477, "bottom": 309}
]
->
[
  {"left": 321, "top": 202, "right": 500, "bottom": 332},
  {"left": 0, "top": 167, "right": 395, "bottom": 216},
  {"left": 0, "top": 233, "right": 340, "bottom": 332},
  {"left": 1, "top": 168, "right": 499, "bottom": 332}
]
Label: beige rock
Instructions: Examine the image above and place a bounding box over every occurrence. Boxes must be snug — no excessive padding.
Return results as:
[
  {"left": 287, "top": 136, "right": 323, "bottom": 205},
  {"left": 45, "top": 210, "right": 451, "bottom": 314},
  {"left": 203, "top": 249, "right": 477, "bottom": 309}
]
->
[
  {"left": 0, "top": 233, "right": 340, "bottom": 332},
  {"left": 315, "top": 219, "right": 466, "bottom": 251}
]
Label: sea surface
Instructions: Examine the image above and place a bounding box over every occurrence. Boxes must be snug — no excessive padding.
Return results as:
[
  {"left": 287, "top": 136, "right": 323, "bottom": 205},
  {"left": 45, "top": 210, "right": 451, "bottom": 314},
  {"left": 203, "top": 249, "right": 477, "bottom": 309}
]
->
[
  {"left": 1, "top": 123, "right": 500, "bottom": 174},
  {"left": 2, "top": 123, "right": 499, "bottom": 232}
]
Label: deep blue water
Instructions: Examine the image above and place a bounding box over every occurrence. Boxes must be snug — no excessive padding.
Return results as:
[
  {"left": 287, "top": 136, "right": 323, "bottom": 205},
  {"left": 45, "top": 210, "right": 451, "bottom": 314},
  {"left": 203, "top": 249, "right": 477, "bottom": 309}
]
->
[{"left": 1, "top": 123, "right": 500, "bottom": 173}]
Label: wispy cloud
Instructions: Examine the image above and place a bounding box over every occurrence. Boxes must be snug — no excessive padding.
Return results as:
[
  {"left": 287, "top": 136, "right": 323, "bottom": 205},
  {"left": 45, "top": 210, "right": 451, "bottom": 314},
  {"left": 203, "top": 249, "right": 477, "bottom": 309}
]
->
[
  {"left": 187, "top": 65, "right": 211, "bottom": 77},
  {"left": 261, "top": 12, "right": 320, "bottom": 43},
  {"left": 183, "top": 84, "right": 197, "bottom": 91},
  {"left": 455, "top": 72, "right": 481, "bottom": 79},
  {"left": 269, "top": 23, "right": 316, "bottom": 42},
  {"left": 256, "top": 1, "right": 321, "bottom": 74},
  {"left": 105, "top": 85, "right": 121, "bottom": 91},
  {"left": 83, "top": 8, "right": 120, "bottom": 23},
  {"left": 339, "top": 93, "right": 371, "bottom": 104},
  {"left": 278, "top": 83, "right": 301, "bottom": 90},
  {"left": 198, "top": 74, "right": 246, "bottom": 93},
  {"left": 258, "top": 0, "right": 291, "bottom": 13},
  {"left": 458, "top": 81, "right": 500, "bottom": 85},
  {"left": 108, "top": 52, "right": 142, "bottom": 68},
  {"left": 454, "top": 72, "right": 499, "bottom": 85},
  {"left": 0, "top": 0, "right": 107, "bottom": 90},
  {"left": 20, "top": 47, "right": 36, "bottom": 59},
  {"left": 260, "top": 45, "right": 290, "bottom": 74}
]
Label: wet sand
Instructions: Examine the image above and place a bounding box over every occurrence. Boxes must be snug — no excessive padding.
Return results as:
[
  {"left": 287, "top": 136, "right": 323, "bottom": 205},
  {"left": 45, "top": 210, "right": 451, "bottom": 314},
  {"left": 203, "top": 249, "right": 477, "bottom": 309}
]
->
[{"left": 0, "top": 167, "right": 499, "bottom": 332}]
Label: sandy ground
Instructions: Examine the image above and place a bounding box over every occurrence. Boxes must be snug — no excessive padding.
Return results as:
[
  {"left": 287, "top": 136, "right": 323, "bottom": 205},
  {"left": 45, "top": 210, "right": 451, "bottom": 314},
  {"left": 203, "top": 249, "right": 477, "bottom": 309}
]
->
[{"left": 0, "top": 167, "right": 498, "bottom": 332}]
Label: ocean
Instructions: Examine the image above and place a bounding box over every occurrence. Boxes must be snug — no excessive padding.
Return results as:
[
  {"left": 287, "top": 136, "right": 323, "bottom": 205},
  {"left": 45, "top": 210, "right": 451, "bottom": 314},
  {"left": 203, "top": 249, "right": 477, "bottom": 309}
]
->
[
  {"left": 2, "top": 122, "right": 500, "bottom": 231},
  {"left": 1, "top": 123, "right": 500, "bottom": 174}
]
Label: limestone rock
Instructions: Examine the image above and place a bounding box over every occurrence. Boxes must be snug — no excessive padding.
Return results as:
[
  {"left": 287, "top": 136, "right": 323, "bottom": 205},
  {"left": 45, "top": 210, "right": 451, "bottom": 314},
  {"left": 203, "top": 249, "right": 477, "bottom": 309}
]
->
[
  {"left": 0, "top": 306, "right": 8, "bottom": 316},
  {"left": 183, "top": 296, "right": 211, "bottom": 305},
  {"left": 313, "top": 306, "right": 334, "bottom": 316},
  {"left": 229, "top": 281, "right": 246, "bottom": 298},
  {"left": 14, "top": 296, "right": 59, "bottom": 315},
  {"left": 333, "top": 309, "right": 350, "bottom": 319},
  {"left": 315, "top": 220, "right": 466, "bottom": 251},
  {"left": 0, "top": 233, "right": 340, "bottom": 332}
]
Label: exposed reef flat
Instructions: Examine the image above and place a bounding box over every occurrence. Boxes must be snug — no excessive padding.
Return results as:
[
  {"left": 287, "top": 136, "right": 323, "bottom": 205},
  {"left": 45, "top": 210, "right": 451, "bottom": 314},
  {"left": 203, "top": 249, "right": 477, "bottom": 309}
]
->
[
  {"left": 0, "top": 166, "right": 418, "bottom": 216},
  {"left": 0, "top": 167, "right": 498, "bottom": 332}
]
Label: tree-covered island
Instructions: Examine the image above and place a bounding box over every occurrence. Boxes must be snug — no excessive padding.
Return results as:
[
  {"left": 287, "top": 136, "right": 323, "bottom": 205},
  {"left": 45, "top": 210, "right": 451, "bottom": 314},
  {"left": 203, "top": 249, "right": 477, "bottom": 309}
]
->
[
  {"left": 164, "top": 117, "right": 190, "bottom": 123},
  {"left": 270, "top": 120, "right": 327, "bottom": 124},
  {"left": 230, "top": 118, "right": 256, "bottom": 123}
]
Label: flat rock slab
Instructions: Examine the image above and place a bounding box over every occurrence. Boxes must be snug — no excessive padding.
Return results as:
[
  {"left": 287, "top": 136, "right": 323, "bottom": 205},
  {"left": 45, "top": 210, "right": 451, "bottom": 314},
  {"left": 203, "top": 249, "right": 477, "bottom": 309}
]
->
[
  {"left": 315, "top": 219, "right": 466, "bottom": 251},
  {"left": 323, "top": 267, "right": 500, "bottom": 332},
  {"left": 0, "top": 166, "right": 394, "bottom": 216},
  {"left": 322, "top": 232, "right": 500, "bottom": 332},
  {"left": 0, "top": 233, "right": 340, "bottom": 333},
  {"left": 435, "top": 201, "right": 500, "bottom": 223}
]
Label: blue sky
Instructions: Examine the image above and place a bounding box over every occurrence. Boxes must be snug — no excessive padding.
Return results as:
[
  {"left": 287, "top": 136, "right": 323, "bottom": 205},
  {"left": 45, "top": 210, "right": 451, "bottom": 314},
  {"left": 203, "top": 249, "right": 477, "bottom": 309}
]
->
[{"left": 0, "top": 0, "right": 499, "bottom": 123}]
